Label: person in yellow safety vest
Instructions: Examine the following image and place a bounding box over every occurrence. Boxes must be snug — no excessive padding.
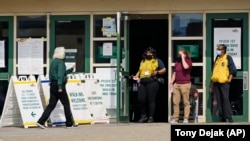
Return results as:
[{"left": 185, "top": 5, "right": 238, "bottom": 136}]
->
[
  {"left": 132, "top": 47, "right": 166, "bottom": 123},
  {"left": 210, "top": 44, "right": 237, "bottom": 122}
]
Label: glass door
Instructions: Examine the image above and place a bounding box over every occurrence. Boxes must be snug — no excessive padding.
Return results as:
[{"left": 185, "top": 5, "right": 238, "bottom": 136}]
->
[
  {"left": 206, "top": 13, "right": 249, "bottom": 122},
  {"left": 0, "top": 16, "right": 13, "bottom": 116},
  {"left": 50, "top": 15, "right": 90, "bottom": 72}
]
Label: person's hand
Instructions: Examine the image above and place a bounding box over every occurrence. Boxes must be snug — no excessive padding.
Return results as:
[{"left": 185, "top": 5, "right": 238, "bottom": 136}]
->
[
  {"left": 169, "top": 83, "right": 173, "bottom": 92},
  {"left": 209, "top": 86, "right": 213, "bottom": 93},
  {"left": 71, "top": 64, "right": 76, "bottom": 69},
  {"left": 179, "top": 52, "right": 185, "bottom": 58},
  {"left": 153, "top": 71, "right": 158, "bottom": 76},
  {"left": 58, "top": 88, "right": 62, "bottom": 93},
  {"left": 132, "top": 75, "right": 139, "bottom": 80}
]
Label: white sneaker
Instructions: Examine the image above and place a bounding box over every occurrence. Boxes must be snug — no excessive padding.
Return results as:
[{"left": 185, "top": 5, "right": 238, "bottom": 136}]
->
[
  {"left": 183, "top": 119, "right": 189, "bottom": 123},
  {"left": 36, "top": 123, "right": 47, "bottom": 129},
  {"left": 170, "top": 119, "right": 178, "bottom": 124}
]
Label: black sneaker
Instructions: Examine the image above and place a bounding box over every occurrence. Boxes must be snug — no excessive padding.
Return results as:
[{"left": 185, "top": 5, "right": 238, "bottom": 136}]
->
[
  {"left": 147, "top": 117, "right": 154, "bottom": 123},
  {"left": 138, "top": 116, "right": 148, "bottom": 123},
  {"left": 221, "top": 118, "right": 226, "bottom": 122},
  {"left": 66, "top": 124, "right": 78, "bottom": 129},
  {"left": 228, "top": 118, "right": 233, "bottom": 123}
]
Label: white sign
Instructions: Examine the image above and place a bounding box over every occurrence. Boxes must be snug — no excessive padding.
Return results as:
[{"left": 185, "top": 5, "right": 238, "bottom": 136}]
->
[
  {"left": 0, "top": 77, "right": 22, "bottom": 127},
  {"left": 103, "top": 43, "right": 113, "bottom": 56},
  {"left": 214, "top": 28, "right": 241, "bottom": 69},
  {"left": 38, "top": 75, "right": 66, "bottom": 126},
  {"left": 66, "top": 75, "right": 93, "bottom": 124},
  {"left": 13, "top": 75, "right": 44, "bottom": 128},
  {"left": 80, "top": 73, "right": 109, "bottom": 123},
  {"left": 65, "top": 49, "right": 77, "bottom": 71},
  {"left": 103, "top": 18, "right": 116, "bottom": 37},
  {"left": 18, "top": 38, "right": 44, "bottom": 74},
  {"left": 0, "top": 41, "right": 5, "bottom": 67},
  {"left": 96, "top": 68, "right": 117, "bottom": 109}
]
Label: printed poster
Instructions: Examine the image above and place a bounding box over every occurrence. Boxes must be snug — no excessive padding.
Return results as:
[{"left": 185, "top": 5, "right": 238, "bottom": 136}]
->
[{"left": 214, "top": 28, "right": 241, "bottom": 69}]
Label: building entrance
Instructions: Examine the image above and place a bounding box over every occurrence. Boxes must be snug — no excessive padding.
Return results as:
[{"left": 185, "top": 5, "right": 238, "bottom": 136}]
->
[{"left": 128, "top": 15, "right": 168, "bottom": 122}]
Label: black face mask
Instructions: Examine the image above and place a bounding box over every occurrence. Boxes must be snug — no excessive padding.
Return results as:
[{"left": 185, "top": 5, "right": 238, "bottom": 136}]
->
[
  {"left": 176, "top": 57, "right": 182, "bottom": 62},
  {"left": 145, "top": 55, "right": 153, "bottom": 60}
]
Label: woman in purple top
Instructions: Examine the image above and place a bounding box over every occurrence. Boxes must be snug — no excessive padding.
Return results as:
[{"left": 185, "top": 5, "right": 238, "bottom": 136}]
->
[{"left": 169, "top": 49, "right": 192, "bottom": 123}]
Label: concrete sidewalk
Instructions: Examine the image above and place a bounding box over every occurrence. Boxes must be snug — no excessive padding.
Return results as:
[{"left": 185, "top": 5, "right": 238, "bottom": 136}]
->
[{"left": 0, "top": 123, "right": 170, "bottom": 141}]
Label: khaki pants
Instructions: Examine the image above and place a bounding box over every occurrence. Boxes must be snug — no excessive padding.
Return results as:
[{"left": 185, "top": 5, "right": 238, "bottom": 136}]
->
[{"left": 172, "top": 83, "right": 191, "bottom": 120}]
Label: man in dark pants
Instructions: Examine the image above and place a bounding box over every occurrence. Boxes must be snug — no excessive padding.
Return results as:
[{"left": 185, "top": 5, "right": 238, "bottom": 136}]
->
[
  {"left": 210, "top": 44, "right": 237, "bottom": 122},
  {"left": 133, "top": 47, "right": 166, "bottom": 123},
  {"left": 36, "top": 47, "right": 76, "bottom": 129}
]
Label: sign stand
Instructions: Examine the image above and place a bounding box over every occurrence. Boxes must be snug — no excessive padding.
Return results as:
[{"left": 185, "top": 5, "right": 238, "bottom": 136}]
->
[
  {"left": 0, "top": 77, "right": 22, "bottom": 127},
  {"left": 0, "top": 75, "right": 44, "bottom": 128},
  {"left": 66, "top": 74, "right": 93, "bottom": 125},
  {"left": 37, "top": 75, "right": 66, "bottom": 127},
  {"left": 79, "top": 73, "right": 109, "bottom": 124}
]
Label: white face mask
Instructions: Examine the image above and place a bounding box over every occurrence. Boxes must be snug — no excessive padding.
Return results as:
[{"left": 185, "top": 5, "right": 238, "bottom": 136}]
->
[{"left": 216, "top": 50, "right": 221, "bottom": 55}]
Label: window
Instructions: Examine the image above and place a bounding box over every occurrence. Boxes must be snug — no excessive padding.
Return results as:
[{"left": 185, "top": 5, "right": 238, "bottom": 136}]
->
[{"left": 172, "top": 13, "right": 203, "bottom": 37}]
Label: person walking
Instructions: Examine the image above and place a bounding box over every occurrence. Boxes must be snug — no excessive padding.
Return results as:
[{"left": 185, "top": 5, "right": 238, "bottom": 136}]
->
[
  {"left": 210, "top": 44, "right": 237, "bottom": 122},
  {"left": 170, "top": 49, "right": 192, "bottom": 123},
  {"left": 132, "top": 47, "right": 166, "bottom": 123},
  {"left": 36, "top": 46, "right": 76, "bottom": 129}
]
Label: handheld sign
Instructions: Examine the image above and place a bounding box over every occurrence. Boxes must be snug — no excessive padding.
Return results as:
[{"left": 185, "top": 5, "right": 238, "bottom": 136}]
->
[
  {"left": 13, "top": 75, "right": 43, "bottom": 128},
  {"left": 37, "top": 75, "right": 66, "bottom": 126},
  {"left": 66, "top": 74, "right": 93, "bottom": 125}
]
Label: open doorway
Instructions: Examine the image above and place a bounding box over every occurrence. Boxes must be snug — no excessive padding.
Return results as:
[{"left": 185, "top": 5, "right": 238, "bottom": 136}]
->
[{"left": 128, "top": 14, "right": 168, "bottom": 122}]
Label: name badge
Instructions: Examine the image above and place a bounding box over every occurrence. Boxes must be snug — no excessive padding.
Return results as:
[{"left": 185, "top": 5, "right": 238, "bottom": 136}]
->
[{"left": 144, "top": 71, "right": 150, "bottom": 76}]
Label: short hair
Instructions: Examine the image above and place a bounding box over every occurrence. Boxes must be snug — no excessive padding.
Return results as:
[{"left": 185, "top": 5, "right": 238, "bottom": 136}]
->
[
  {"left": 53, "top": 46, "right": 65, "bottom": 59},
  {"left": 218, "top": 44, "right": 227, "bottom": 53},
  {"left": 144, "top": 47, "right": 157, "bottom": 58}
]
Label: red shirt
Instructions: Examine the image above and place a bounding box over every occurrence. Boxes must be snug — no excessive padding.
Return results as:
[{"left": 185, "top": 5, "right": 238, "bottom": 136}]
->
[{"left": 174, "top": 58, "right": 192, "bottom": 84}]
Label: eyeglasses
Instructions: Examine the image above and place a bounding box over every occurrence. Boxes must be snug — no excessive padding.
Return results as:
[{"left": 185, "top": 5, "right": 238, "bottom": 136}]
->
[{"left": 217, "top": 48, "right": 224, "bottom": 50}]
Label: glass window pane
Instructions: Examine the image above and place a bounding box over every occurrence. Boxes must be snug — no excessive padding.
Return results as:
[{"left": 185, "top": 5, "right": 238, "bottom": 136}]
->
[
  {"left": 55, "top": 20, "right": 85, "bottom": 72},
  {"left": 190, "top": 66, "right": 203, "bottom": 89},
  {"left": 172, "top": 13, "right": 203, "bottom": 36},
  {"left": 93, "top": 41, "right": 124, "bottom": 63},
  {"left": 0, "top": 21, "right": 9, "bottom": 72},
  {"left": 93, "top": 15, "right": 124, "bottom": 37},
  {"left": 17, "top": 16, "right": 46, "bottom": 38},
  {"left": 172, "top": 40, "right": 203, "bottom": 62}
]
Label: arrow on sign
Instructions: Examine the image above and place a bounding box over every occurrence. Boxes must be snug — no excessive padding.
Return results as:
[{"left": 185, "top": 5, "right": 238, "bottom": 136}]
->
[{"left": 31, "top": 112, "right": 36, "bottom": 117}]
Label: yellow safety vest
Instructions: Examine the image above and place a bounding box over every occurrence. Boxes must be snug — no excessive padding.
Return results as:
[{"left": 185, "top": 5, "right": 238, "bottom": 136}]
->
[
  {"left": 211, "top": 55, "right": 229, "bottom": 83},
  {"left": 139, "top": 59, "right": 158, "bottom": 78}
]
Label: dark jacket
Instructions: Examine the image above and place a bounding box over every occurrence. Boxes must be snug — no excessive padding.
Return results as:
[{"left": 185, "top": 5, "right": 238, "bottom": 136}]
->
[{"left": 49, "top": 58, "right": 73, "bottom": 89}]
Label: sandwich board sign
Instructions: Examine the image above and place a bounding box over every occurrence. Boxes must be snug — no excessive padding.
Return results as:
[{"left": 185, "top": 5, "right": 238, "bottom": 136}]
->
[
  {"left": 0, "top": 77, "right": 22, "bottom": 127},
  {"left": 37, "top": 75, "right": 66, "bottom": 126},
  {"left": 79, "top": 73, "right": 109, "bottom": 124},
  {"left": 66, "top": 74, "right": 93, "bottom": 125},
  {"left": 0, "top": 75, "right": 44, "bottom": 128}
]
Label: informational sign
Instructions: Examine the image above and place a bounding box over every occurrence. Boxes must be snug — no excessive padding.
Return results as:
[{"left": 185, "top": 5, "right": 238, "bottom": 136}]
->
[
  {"left": 18, "top": 38, "right": 43, "bottom": 74},
  {"left": 79, "top": 73, "right": 109, "bottom": 124},
  {"left": 0, "top": 77, "right": 22, "bottom": 127},
  {"left": 102, "top": 17, "right": 116, "bottom": 37},
  {"left": 176, "top": 45, "right": 199, "bottom": 58},
  {"left": 95, "top": 68, "right": 117, "bottom": 109},
  {"left": 65, "top": 49, "right": 77, "bottom": 71},
  {"left": 66, "top": 74, "right": 93, "bottom": 124},
  {"left": 0, "top": 40, "right": 5, "bottom": 68},
  {"left": 37, "top": 75, "right": 66, "bottom": 126},
  {"left": 1, "top": 76, "right": 44, "bottom": 128},
  {"left": 214, "top": 28, "right": 241, "bottom": 69}
]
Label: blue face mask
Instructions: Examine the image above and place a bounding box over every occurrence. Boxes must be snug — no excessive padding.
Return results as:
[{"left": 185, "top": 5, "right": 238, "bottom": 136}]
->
[{"left": 216, "top": 50, "right": 221, "bottom": 55}]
